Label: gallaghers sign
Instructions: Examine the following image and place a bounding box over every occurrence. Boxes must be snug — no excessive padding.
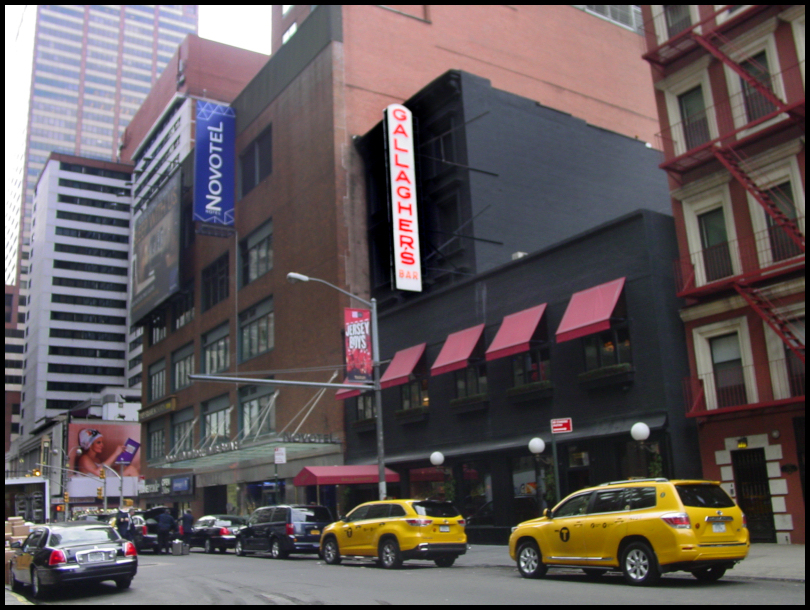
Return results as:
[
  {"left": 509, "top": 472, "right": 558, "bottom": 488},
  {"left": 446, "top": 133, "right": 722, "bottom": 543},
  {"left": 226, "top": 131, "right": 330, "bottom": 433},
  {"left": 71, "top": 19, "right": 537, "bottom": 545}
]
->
[
  {"left": 385, "top": 104, "right": 422, "bottom": 292},
  {"left": 193, "top": 101, "right": 235, "bottom": 225}
]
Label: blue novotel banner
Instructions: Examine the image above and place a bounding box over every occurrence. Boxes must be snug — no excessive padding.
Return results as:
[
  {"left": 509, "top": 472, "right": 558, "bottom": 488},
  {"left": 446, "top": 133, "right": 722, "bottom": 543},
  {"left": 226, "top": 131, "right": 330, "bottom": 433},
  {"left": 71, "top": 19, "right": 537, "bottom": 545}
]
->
[{"left": 194, "top": 101, "right": 236, "bottom": 225}]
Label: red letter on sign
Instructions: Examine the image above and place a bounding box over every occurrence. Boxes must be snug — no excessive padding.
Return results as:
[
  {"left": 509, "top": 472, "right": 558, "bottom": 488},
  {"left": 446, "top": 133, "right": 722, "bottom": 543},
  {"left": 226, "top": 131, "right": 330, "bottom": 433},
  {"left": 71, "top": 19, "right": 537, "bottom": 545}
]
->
[
  {"left": 393, "top": 124, "right": 408, "bottom": 137},
  {"left": 399, "top": 218, "right": 412, "bottom": 232}
]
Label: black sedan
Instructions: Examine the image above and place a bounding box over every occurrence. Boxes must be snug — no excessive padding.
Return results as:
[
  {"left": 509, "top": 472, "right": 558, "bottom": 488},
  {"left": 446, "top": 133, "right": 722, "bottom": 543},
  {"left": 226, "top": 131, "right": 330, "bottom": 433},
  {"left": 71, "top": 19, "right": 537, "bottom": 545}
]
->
[
  {"left": 9, "top": 522, "right": 137, "bottom": 599},
  {"left": 188, "top": 514, "right": 247, "bottom": 553}
]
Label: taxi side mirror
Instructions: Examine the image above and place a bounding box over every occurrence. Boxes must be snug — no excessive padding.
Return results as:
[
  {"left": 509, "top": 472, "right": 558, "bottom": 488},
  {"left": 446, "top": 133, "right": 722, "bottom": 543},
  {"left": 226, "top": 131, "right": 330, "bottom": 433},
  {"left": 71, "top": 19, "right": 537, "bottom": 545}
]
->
[
  {"left": 10, "top": 541, "right": 22, "bottom": 549},
  {"left": 543, "top": 508, "right": 551, "bottom": 519},
  {"left": 338, "top": 515, "right": 347, "bottom": 522}
]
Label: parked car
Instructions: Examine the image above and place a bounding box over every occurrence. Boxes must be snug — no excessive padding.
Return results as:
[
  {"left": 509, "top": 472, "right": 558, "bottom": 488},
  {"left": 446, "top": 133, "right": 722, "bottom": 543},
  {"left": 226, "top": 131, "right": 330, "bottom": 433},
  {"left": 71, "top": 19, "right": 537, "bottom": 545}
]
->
[
  {"left": 320, "top": 500, "right": 467, "bottom": 569},
  {"left": 188, "top": 515, "right": 248, "bottom": 553},
  {"left": 9, "top": 522, "right": 137, "bottom": 599},
  {"left": 131, "top": 506, "right": 175, "bottom": 554},
  {"left": 509, "top": 478, "right": 750, "bottom": 586},
  {"left": 235, "top": 505, "right": 332, "bottom": 558}
]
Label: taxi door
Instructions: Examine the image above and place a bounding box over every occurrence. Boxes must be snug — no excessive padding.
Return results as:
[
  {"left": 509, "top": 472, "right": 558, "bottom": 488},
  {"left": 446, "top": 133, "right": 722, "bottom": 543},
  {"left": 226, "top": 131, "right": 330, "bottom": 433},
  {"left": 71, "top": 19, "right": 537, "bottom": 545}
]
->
[
  {"left": 335, "top": 505, "right": 369, "bottom": 555},
  {"left": 543, "top": 492, "right": 591, "bottom": 561},
  {"left": 353, "top": 504, "right": 392, "bottom": 555},
  {"left": 582, "top": 488, "right": 627, "bottom": 562}
]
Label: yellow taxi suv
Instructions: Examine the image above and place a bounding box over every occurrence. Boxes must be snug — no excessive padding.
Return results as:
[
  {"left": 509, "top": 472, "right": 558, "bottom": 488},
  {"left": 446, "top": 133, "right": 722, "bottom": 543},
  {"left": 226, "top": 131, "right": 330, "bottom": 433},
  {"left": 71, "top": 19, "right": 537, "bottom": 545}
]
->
[
  {"left": 320, "top": 500, "right": 467, "bottom": 569},
  {"left": 509, "top": 478, "right": 749, "bottom": 586}
]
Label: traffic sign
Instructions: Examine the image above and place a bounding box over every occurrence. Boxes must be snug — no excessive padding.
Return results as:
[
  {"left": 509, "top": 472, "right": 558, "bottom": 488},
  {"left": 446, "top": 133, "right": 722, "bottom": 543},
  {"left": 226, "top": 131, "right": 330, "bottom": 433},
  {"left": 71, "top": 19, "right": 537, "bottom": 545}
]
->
[{"left": 551, "top": 418, "right": 572, "bottom": 434}]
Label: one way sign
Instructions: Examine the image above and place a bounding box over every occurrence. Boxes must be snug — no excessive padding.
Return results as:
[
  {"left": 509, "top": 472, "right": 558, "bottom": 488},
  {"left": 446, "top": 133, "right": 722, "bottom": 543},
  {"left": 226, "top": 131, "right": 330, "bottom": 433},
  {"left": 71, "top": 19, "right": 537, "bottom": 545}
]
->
[{"left": 551, "top": 418, "right": 572, "bottom": 434}]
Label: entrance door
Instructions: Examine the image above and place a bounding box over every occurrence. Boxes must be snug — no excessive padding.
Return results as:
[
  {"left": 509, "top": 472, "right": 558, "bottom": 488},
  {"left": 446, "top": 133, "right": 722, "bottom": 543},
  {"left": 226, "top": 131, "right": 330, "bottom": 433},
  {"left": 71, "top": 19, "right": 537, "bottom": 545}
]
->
[{"left": 731, "top": 448, "right": 776, "bottom": 543}]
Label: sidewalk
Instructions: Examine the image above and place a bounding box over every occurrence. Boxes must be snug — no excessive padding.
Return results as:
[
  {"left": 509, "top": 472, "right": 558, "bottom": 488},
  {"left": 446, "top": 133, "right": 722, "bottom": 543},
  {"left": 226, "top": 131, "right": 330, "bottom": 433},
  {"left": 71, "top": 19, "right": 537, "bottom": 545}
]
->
[{"left": 457, "top": 542, "right": 806, "bottom": 582}]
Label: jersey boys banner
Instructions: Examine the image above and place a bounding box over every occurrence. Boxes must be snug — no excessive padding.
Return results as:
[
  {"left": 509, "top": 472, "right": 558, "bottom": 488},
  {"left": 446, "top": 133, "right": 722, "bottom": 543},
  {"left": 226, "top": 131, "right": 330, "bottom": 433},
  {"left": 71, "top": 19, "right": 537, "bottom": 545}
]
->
[
  {"left": 385, "top": 104, "right": 422, "bottom": 292},
  {"left": 194, "top": 101, "right": 235, "bottom": 225},
  {"left": 345, "top": 308, "right": 372, "bottom": 383}
]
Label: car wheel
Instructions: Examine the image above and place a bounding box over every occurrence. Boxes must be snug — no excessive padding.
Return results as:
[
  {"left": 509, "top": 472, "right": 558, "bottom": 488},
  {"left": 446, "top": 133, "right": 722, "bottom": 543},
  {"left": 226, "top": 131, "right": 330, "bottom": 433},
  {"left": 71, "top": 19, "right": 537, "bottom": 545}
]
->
[
  {"left": 621, "top": 541, "right": 661, "bottom": 586},
  {"left": 691, "top": 565, "right": 727, "bottom": 582},
  {"left": 379, "top": 538, "right": 403, "bottom": 570},
  {"left": 205, "top": 539, "right": 214, "bottom": 554},
  {"left": 31, "top": 568, "right": 48, "bottom": 599},
  {"left": 235, "top": 539, "right": 247, "bottom": 557},
  {"left": 10, "top": 567, "right": 23, "bottom": 592},
  {"left": 516, "top": 540, "right": 547, "bottom": 579},
  {"left": 322, "top": 538, "right": 342, "bottom": 565},
  {"left": 270, "top": 538, "right": 289, "bottom": 560},
  {"left": 115, "top": 578, "right": 133, "bottom": 590},
  {"left": 434, "top": 556, "right": 456, "bottom": 568}
]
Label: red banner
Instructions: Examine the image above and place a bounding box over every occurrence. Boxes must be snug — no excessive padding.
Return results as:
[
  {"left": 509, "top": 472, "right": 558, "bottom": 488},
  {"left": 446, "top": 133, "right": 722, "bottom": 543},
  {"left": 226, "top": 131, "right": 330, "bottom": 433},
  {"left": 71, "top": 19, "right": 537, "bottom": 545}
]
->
[{"left": 345, "top": 308, "right": 372, "bottom": 383}]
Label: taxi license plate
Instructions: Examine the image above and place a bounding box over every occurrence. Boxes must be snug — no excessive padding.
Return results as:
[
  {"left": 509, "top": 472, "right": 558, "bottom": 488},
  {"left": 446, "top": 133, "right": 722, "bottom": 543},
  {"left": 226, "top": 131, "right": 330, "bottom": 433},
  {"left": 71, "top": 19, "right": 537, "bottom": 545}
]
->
[
  {"left": 310, "top": 530, "right": 320, "bottom": 536},
  {"left": 439, "top": 525, "right": 450, "bottom": 533},
  {"left": 712, "top": 522, "right": 726, "bottom": 533}
]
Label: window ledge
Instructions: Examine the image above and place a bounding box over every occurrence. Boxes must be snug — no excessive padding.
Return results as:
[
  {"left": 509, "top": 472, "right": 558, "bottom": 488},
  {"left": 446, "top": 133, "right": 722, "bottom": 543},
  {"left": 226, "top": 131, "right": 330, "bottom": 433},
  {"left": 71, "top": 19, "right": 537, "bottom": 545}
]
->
[
  {"left": 577, "top": 363, "right": 634, "bottom": 390},
  {"left": 507, "top": 380, "right": 554, "bottom": 403},
  {"left": 394, "top": 406, "right": 430, "bottom": 424},
  {"left": 449, "top": 393, "right": 489, "bottom": 413},
  {"left": 352, "top": 418, "right": 376, "bottom": 432}
]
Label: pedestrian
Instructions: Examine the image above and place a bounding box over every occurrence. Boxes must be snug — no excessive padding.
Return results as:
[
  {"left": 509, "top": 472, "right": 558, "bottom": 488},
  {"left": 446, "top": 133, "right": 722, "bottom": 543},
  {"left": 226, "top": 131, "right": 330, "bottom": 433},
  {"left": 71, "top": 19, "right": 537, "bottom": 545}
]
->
[
  {"left": 127, "top": 508, "right": 137, "bottom": 541},
  {"left": 181, "top": 509, "right": 193, "bottom": 545},
  {"left": 116, "top": 507, "right": 130, "bottom": 540},
  {"left": 157, "top": 508, "right": 176, "bottom": 554}
]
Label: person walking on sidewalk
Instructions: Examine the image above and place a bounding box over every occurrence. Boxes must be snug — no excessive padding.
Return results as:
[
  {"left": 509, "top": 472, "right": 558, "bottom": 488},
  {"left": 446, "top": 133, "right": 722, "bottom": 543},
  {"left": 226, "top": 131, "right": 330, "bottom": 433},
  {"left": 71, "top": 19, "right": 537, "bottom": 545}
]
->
[
  {"left": 181, "top": 509, "right": 194, "bottom": 545},
  {"left": 157, "top": 508, "right": 176, "bottom": 554}
]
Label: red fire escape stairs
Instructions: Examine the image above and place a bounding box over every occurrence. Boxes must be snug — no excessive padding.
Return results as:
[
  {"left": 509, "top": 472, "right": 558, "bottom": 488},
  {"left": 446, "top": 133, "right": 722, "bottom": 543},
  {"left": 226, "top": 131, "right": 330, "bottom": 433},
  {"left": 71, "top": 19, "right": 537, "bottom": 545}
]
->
[{"left": 733, "top": 283, "right": 806, "bottom": 365}]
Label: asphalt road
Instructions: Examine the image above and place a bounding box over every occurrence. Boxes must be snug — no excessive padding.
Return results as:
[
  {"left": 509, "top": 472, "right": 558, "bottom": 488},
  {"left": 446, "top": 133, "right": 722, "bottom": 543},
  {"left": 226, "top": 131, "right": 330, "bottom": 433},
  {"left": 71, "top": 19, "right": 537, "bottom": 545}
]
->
[{"left": 14, "top": 547, "right": 806, "bottom": 605}]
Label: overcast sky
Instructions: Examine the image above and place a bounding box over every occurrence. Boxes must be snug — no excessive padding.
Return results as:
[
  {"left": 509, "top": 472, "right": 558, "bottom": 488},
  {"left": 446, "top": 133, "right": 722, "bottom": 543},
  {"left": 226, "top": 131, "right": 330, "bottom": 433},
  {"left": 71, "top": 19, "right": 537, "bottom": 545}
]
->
[{"left": 5, "top": 5, "right": 273, "bottom": 198}]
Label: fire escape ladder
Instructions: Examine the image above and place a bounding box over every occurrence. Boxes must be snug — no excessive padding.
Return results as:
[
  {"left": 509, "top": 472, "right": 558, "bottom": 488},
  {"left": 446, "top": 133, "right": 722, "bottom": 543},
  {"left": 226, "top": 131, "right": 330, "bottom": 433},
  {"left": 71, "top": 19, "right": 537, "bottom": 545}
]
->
[
  {"left": 713, "top": 147, "right": 805, "bottom": 252},
  {"left": 691, "top": 32, "right": 789, "bottom": 115},
  {"left": 733, "top": 283, "right": 805, "bottom": 364}
]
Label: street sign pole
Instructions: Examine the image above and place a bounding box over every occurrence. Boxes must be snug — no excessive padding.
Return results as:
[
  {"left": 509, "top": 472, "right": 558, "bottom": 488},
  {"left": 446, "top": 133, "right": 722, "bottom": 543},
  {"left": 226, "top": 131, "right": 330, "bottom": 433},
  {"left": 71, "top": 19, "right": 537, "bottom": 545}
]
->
[
  {"left": 552, "top": 435, "right": 560, "bottom": 505},
  {"left": 550, "top": 418, "right": 572, "bottom": 505}
]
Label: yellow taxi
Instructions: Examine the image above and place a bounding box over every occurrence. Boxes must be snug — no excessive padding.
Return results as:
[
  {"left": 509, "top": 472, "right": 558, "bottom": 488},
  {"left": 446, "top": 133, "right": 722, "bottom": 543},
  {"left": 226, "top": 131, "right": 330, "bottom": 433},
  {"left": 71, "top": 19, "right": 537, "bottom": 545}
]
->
[
  {"left": 320, "top": 499, "right": 467, "bottom": 569},
  {"left": 509, "top": 478, "right": 749, "bottom": 586}
]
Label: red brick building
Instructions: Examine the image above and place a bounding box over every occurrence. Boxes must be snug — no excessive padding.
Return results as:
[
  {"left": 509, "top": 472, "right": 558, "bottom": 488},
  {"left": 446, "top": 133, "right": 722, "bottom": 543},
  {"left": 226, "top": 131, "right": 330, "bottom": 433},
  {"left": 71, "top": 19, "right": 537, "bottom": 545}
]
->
[{"left": 641, "top": 5, "right": 805, "bottom": 543}]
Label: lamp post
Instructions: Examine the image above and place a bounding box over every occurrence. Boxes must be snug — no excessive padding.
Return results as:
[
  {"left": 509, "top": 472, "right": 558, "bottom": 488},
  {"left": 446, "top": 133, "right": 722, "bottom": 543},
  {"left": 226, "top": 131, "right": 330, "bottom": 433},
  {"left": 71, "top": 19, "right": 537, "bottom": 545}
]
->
[{"left": 287, "top": 272, "right": 387, "bottom": 500}]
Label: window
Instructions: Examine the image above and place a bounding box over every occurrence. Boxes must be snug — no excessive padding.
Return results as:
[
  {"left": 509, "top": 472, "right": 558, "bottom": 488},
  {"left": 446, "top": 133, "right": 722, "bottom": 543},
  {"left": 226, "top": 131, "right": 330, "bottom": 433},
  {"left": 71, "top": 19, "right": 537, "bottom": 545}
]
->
[
  {"left": 172, "top": 285, "right": 194, "bottom": 331},
  {"left": 239, "top": 385, "right": 276, "bottom": 438},
  {"left": 740, "top": 52, "right": 776, "bottom": 123},
  {"left": 202, "top": 323, "right": 229, "bottom": 374},
  {"left": 512, "top": 348, "right": 551, "bottom": 386},
  {"left": 148, "top": 359, "right": 166, "bottom": 402},
  {"left": 172, "top": 408, "right": 195, "bottom": 454},
  {"left": 203, "top": 395, "right": 230, "bottom": 445},
  {"left": 697, "top": 207, "right": 734, "bottom": 282},
  {"left": 678, "top": 85, "right": 710, "bottom": 151},
  {"left": 455, "top": 362, "right": 487, "bottom": 398},
  {"left": 202, "top": 254, "right": 229, "bottom": 312},
  {"left": 282, "top": 23, "right": 297, "bottom": 44},
  {"left": 172, "top": 343, "right": 194, "bottom": 391},
  {"left": 239, "top": 297, "right": 274, "bottom": 362},
  {"left": 710, "top": 333, "right": 747, "bottom": 408},
  {"left": 401, "top": 378, "right": 429, "bottom": 410},
  {"left": 763, "top": 182, "right": 802, "bottom": 262},
  {"left": 553, "top": 492, "right": 592, "bottom": 518},
  {"left": 147, "top": 419, "right": 165, "bottom": 460},
  {"left": 583, "top": 326, "right": 631, "bottom": 371},
  {"left": 590, "top": 489, "right": 625, "bottom": 514},
  {"left": 150, "top": 310, "right": 167, "bottom": 345},
  {"left": 663, "top": 5, "right": 691, "bottom": 39},
  {"left": 357, "top": 394, "right": 375, "bottom": 421},
  {"left": 240, "top": 126, "right": 272, "bottom": 197},
  {"left": 240, "top": 220, "right": 273, "bottom": 286}
]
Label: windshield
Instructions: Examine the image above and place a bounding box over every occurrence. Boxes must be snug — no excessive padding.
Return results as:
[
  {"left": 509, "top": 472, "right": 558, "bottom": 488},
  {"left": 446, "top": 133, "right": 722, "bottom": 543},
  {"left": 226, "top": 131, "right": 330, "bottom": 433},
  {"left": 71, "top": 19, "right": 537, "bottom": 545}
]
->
[
  {"left": 676, "top": 484, "right": 736, "bottom": 508},
  {"left": 49, "top": 527, "right": 120, "bottom": 547},
  {"left": 412, "top": 501, "right": 461, "bottom": 518},
  {"left": 291, "top": 507, "right": 332, "bottom": 523}
]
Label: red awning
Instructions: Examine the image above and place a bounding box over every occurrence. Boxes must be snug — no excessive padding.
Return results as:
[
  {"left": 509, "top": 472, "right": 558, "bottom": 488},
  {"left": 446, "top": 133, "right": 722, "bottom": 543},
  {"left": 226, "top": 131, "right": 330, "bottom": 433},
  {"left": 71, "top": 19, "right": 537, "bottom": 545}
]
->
[
  {"left": 556, "top": 277, "right": 626, "bottom": 343},
  {"left": 430, "top": 324, "right": 485, "bottom": 376},
  {"left": 293, "top": 466, "right": 401, "bottom": 486},
  {"left": 335, "top": 381, "right": 365, "bottom": 400},
  {"left": 485, "top": 304, "right": 547, "bottom": 361},
  {"left": 380, "top": 343, "right": 426, "bottom": 389}
]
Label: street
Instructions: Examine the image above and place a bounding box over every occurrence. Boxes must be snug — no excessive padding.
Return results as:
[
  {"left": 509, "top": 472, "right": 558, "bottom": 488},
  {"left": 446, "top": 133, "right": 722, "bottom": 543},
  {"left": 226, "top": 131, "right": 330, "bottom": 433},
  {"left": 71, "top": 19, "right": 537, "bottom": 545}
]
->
[{"left": 9, "top": 545, "right": 805, "bottom": 605}]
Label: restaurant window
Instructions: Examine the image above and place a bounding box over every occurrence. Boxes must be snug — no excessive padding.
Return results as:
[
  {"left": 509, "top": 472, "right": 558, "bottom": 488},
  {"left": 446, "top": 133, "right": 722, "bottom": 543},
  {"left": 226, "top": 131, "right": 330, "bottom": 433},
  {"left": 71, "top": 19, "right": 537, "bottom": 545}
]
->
[
  {"left": 512, "top": 348, "right": 551, "bottom": 387},
  {"left": 460, "top": 460, "right": 493, "bottom": 522},
  {"left": 401, "top": 378, "right": 429, "bottom": 410},
  {"left": 583, "top": 326, "right": 631, "bottom": 372},
  {"left": 240, "top": 219, "right": 273, "bottom": 287},
  {"left": 357, "top": 394, "right": 374, "bottom": 421},
  {"left": 171, "top": 342, "right": 194, "bottom": 391},
  {"left": 202, "top": 322, "right": 229, "bottom": 374},
  {"left": 239, "top": 297, "right": 274, "bottom": 362},
  {"left": 201, "top": 253, "right": 229, "bottom": 312},
  {"left": 455, "top": 361, "right": 487, "bottom": 398},
  {"left": 148, "top": 359, "right": 165, "bottom": 403},
  {"left": 240, "top": 125, "right": 272, "bottom": 198},
  {"left": 239, "top": 384, "right": 276, "bottom": 438}
]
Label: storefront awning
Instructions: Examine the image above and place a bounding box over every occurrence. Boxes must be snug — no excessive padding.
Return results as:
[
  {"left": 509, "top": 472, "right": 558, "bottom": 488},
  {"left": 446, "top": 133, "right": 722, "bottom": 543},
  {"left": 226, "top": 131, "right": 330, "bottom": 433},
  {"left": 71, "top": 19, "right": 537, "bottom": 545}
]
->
[
  {"left": 556, "top": 277, "right": 626, "bottom": 343},
  {"left": 431, "top": 324, "right": 485, "bottom": 376},
  {"left": 485, "top": 304, "right": 547, "bottom": 361},
  {"left": 294, "top": 465, "right": 401, "bottom": 486},
  {"left": 380, "top": 343, "right": 426, "bottom": 389},
  {"left": 335, "top": 381, "right": 365, "bottom": 400}
]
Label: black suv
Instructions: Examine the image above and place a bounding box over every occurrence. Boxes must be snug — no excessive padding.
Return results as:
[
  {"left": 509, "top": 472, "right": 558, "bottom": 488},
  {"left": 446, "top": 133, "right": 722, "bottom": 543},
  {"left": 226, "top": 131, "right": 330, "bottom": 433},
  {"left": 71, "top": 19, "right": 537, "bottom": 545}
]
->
[{"left": 235, "top": 505, "right": 332, "bottom": 559}]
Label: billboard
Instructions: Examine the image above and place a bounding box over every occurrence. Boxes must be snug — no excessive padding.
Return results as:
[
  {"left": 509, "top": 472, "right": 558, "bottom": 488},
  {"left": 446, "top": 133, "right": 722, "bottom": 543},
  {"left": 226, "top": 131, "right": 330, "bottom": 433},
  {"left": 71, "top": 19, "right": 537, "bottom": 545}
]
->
[
  {"left": 131, "top": 169, "right": 181, "bottom": 324},
  {"left": 385, "top": 104, "right": 422, "bottom": 292},
  {"left": 193, "top": 101, "right": 236, "bottom": 225},
  {"left": 345, "top": 308, "right": 372, "bottom": 383},
  {"left": 66, "top": 422, "right": 142, "bottom": 498}
]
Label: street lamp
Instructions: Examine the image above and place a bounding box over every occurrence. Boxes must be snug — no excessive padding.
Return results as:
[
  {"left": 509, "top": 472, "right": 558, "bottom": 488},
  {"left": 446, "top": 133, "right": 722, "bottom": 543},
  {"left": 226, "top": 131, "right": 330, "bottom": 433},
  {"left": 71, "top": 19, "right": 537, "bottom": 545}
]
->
[
  {"left": 528, "top": 438, "right": 546, "bottom": 516},
  {"left": 287, "top": 272, "right": 387, "bottom": 500}
]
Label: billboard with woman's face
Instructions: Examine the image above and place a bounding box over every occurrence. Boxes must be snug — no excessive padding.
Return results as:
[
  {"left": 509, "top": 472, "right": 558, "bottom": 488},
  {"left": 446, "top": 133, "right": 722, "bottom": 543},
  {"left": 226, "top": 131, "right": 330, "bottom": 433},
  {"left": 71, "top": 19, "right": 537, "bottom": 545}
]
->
[{"left": 67, "top": 423, "right": 141, "bottom": 498}]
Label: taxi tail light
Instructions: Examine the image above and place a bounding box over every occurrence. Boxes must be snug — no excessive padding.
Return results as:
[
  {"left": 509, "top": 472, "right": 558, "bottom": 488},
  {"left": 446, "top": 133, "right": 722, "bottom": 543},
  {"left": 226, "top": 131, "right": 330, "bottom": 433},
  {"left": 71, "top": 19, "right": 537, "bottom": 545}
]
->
[
  {"left": 219, "top": 527, "right": 230, "bottom": 536},
  {"left": 48, "top": 549, "right": 67, "bottom": 566},
  {"left": 457, "top": 519, "right": 466, "bottom": 527},
  {"left": 661, "top": 512, "right": 691, "bottom": 529},
  {"left": 142, "top": 525, "right": 148, "bottom": 536},
  {"left": 742, "top": 513, "right": 748, "bottom": 528},
  {"left": 405, "top": 519, "right": 433, "bottom": 527},
  {"left": 124, "top": 541, "right": 137, "bottom": 557},
  {"left": 286, "top": 523, "right": 295, "bottom": 536}
]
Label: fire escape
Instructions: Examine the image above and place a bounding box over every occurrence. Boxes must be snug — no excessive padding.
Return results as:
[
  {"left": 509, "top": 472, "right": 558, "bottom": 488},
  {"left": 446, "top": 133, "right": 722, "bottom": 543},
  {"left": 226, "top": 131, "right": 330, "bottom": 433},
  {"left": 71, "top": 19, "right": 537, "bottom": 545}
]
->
[{"left": 644, "top": 5, "right": 805, "bottom": 415}]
